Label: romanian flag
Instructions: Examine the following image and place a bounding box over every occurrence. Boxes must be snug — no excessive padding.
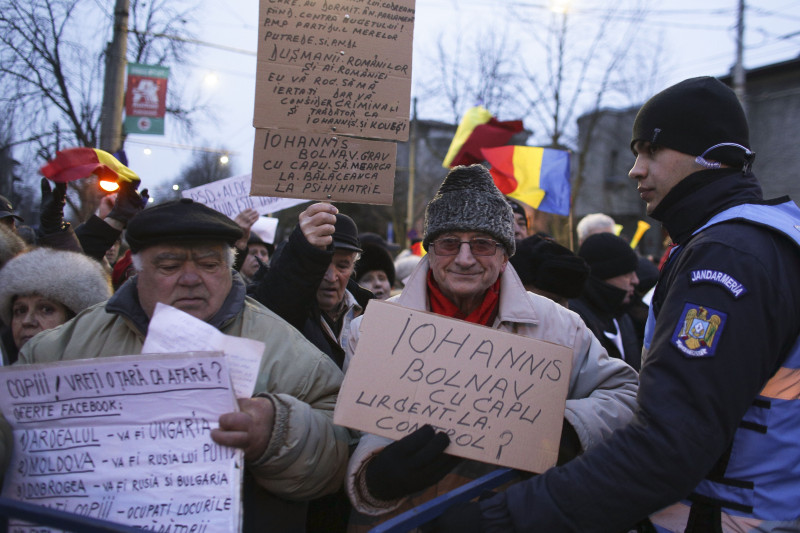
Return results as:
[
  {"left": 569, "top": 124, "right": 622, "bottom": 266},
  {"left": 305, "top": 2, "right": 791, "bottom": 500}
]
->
[
  {"left": 410, "top": 240, "right": 427, "bottom": 257},
  {"left": 40, "top": 147, "right": 139, "bottom": 186},
  {"left": 482, "top": 146, "right": 571, "bottom": 216},
  {"left": 442, "top": 106, "right": 524, "bottom": 168}
]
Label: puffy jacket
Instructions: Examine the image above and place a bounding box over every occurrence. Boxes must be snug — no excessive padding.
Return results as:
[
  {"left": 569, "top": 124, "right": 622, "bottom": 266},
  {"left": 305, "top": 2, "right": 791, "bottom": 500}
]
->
[{"left": 344, "top": 257, "right": 638, "bottom": 526}]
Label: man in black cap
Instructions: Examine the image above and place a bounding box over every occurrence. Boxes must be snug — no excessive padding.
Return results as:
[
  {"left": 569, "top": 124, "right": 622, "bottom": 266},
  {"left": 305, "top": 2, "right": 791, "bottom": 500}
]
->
[
  {"left": 428, "top": 77, "right": 800, "bottom": 532},
  {"left": 0, "top": 194, "right": 23, "bottom": 232},
  {"left": 15, "top": 198, "right": 350, "bottom": 532},
  {"left": 249, "top": 202, "right": 372, "bottom": 533},
  {"left": 570, "top": 233, "right": 642, "bottom": 370},
  {"left": 252, "top": 202, "right": 372, "bottom": 370},
  {"left": 506, "top": 196, "right": 531, "bottom": 240}
]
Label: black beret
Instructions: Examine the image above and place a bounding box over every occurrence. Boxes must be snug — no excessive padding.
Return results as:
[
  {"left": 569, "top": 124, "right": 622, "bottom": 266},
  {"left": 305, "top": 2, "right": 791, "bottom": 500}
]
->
[
  {"left": 354, "top": 243, "right": 396, "bottom": 286},
  {"left": 126, "top": 198, "right": 243, "bottom": 253},
  {"left": 332, "top": 213, "right": 362, "bottom": 252},
  {"left": 578, "top": 233, "right": 639, "bottom": 280},
  {"left": 510, "top": 235, "right": 589, "bottom": 300}
]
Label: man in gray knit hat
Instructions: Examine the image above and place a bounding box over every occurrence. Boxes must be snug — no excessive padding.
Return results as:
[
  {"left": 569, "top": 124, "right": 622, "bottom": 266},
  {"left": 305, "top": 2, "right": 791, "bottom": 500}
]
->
[{"left": 343, "top": 164, "right": 639, "bottom": 529}]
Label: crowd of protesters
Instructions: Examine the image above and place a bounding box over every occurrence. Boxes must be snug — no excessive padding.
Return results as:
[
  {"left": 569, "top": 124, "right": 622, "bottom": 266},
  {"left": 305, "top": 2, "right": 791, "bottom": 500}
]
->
[{"left": 0, "top": 75, "right": 798, "bottom": 533}]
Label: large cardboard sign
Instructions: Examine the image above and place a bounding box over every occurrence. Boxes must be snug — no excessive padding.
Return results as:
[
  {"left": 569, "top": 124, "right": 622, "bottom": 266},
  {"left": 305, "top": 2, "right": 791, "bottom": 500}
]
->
[
  {"left": 254, "top": 0, "right": 414, "bottom": 141},
  {"left": 182, "top": 173, "right": 309, "bottom": 217},
  {"left": 251, "top": 128, "right": 395, "bottom": 204},
  {"left": 0, "top": 353, "right": 242, "bottom": 532},
  {"left": 334, "top": 301, "right": 573, "bottom": 473}
]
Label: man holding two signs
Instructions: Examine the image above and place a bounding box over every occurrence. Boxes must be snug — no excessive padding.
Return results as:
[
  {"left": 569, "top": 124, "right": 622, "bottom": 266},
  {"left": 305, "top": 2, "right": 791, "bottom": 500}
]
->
[
  {"left": 342, "top": 165, "right": 638, "bottom": 529},
  {"left": 8, "top": 199, "right": 350, "bottom": 532}
]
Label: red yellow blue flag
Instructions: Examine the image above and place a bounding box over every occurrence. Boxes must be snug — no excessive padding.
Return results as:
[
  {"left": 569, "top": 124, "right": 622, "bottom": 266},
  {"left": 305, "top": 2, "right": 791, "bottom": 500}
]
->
[{"left": 482, "top": 146, "right": 571, "bottom": 216}]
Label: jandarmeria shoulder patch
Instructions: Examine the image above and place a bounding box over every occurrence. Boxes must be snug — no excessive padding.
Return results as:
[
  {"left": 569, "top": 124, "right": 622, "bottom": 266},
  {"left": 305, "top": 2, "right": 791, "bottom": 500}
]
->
[
  {"left": 689, "top": 269, "right": 747, "bottom": 299},
  {"left": 672, "top": 303, "right": 728, "bottom": 358}
]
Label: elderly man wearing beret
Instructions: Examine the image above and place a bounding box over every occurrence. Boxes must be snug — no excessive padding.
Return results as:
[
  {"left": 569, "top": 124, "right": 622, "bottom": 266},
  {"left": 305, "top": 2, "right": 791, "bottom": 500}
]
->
[{"left": 14, "top": 198, "right": 350, "bottom": 532}]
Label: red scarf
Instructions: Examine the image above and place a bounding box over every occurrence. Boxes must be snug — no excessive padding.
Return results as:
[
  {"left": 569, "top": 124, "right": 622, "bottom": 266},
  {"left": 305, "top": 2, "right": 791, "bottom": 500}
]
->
[{"left": 427, "top": 271, "right": 501, "bottom": 326}]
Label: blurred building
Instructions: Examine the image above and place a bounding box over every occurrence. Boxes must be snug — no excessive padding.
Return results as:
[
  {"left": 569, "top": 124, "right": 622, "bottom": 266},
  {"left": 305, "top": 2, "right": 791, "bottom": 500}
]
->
[{"left": 573, "top": 57, "right": 800, "bottom": 259}]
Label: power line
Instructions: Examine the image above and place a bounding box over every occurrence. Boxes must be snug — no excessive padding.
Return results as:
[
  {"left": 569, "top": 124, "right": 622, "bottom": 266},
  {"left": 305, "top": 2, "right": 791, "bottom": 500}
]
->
[{"left": 125, "top": 138, "right": 240, "bottom": 156}]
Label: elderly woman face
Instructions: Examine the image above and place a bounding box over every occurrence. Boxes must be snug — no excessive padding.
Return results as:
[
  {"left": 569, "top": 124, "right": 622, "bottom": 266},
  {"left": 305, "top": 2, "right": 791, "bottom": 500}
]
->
[
  {"left": 358, "top": 270, "right": 392, "bottom": 300},
  {"left": 11, "top": 294, "right": 70, "bottom": 348}
]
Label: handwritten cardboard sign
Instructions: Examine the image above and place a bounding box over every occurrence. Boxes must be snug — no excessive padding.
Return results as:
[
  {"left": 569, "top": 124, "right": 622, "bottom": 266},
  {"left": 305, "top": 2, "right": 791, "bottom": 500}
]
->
[
  {"left": 334, "top": 301, "right": 574, "bottom": 473},
  {"left": 0, "top": 353, "right": 242, "bottom": 532},
  {"left": 181, "top": 173, "right": 309, "bottom": 217},
  {"left": 254, "top": 0, "right": 415, "bottom": 141},
  {"left": 251, "top": 128, "right": 395, "bottom": 204}
]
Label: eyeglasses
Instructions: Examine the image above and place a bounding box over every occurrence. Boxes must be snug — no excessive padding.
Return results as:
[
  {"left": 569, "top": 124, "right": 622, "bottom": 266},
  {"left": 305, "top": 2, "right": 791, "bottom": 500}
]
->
[{"left": 430, "top": 237, "right": 501, "bottom": 256}]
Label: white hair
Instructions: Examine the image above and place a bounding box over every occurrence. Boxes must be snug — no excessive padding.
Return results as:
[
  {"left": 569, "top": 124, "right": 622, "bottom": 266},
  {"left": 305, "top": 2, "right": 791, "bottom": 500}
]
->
[
  {"left": 131, "top": 245, "right": 236, "bottom": 272},
  {"left": 576, "top": 213, "right": 616, "bottom": 245}
]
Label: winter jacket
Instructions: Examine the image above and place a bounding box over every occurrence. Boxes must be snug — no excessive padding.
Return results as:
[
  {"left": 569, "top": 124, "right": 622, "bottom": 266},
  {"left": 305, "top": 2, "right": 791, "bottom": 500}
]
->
[
  {"left": 15, "top": 272, "right": 351, "bottom": 532},
  {"left": 344, "top": 257, "right": 638, "bottom": 527},
  {"left": 474, "top": 168, "right": 800, "bottom": 532}
]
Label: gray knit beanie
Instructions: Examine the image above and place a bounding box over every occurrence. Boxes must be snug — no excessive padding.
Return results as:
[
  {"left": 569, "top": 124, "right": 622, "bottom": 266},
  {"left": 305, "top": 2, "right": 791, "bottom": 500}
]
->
[
  {"left": 0, "top": 248, "right": 112, "bottom": 324},
  {"left": 423, "top": 164, "right": 516, "bottom": 256}
]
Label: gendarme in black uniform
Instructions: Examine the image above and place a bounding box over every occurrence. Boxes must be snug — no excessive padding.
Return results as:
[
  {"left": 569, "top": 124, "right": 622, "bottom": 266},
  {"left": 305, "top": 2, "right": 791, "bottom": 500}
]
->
[{"left": 430, "top": 77, "right": 800, "bottom": 533}]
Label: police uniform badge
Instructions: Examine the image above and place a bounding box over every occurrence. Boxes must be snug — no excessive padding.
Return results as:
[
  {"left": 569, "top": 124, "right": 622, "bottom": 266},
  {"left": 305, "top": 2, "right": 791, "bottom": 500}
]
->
[{"left": 672, "top": 303, "right": 728, "bottom": 358}]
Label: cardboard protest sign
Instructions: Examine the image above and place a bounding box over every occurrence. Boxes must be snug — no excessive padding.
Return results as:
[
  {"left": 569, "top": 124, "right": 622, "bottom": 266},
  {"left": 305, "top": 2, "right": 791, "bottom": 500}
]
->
[
  {"left": 334, "top": 301, "right": 573, "bottom": 473},
  {"left": 0, "top": 353, "right": 242, "bottom": 532},
  {"left": 181, "top": 173, "right": 309, "bottom": 217},
  {"left": 254, "top": 0, "right": 414, "bottom": 141},
  {"left": 251, "top": 128, "right": 395, "bottom": 204}
]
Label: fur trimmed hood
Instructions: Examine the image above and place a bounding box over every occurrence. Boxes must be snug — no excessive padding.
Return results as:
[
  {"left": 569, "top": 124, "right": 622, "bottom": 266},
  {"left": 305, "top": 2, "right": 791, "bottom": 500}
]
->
[{"left": 0, "top": 248, "right": 112, "bottom": 324}]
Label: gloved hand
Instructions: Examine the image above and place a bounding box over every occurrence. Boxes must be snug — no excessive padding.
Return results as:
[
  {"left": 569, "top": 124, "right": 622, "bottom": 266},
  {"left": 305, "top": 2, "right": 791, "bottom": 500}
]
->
[
  {"left": 107, "top": 180, "right": 147, "bottom": 227},
  {"left": 422, "top": 501, "right": 484, "bottom": 533},
  {"left": 365, "top": 425, "right": 460, "bottom": 501},
  {"left": 39, "top": 178, "right": 68, "bottom": 234}
]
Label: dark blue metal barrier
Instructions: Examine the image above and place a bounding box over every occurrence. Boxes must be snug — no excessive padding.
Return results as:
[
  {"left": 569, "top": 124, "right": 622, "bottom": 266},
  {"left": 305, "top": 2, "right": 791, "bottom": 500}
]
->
[
  {"left": 368, "top": 467, "right": 517, "bottom": 533},
  {"left": 0, "top": 496, "right": 140, "bottom": 532}
]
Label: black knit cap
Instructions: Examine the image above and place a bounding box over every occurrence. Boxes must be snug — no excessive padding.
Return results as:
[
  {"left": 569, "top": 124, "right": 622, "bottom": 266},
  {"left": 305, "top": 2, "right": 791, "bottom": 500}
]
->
[
  {"left": 507, "top": 196, "right": 526, "bottom": 218},
  {"left": 126, "top": 198, "right": 243, "bottom": 253},
  {"left": 631, "top": 76, "right": 751, "bottom": 168},
  {"left": 354, "top": 243, "right": 396, "bottom": 286},
  {"left": 332, "top": 213, "right": 362, "bottom": 252},
  {"left": 510, "top": 235, "right": 589, "bottom": 299},
  {"left": 423, "top": 164, "right": 516, "bottom": 256},
  {"left": 578, "top": 233, "right": 639, "bottom": 281}
]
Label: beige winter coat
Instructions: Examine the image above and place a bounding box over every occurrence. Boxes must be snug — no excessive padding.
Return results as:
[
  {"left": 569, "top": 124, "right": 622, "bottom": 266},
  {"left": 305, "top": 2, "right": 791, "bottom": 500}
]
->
[{"left": 344, "top": 257, "right": 639, "bottom": 525}]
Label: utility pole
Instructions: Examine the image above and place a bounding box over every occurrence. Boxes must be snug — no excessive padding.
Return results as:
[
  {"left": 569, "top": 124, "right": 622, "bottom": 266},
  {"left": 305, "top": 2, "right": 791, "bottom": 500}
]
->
[
  {"left": 733, "top": 0, "right": 747, "bottom": 114},
  {"left": 405, "top": 97, "right": 418, "bottom": 248},
  {"left": 99, "top": 0, "right": 130, "bottom": 152}
]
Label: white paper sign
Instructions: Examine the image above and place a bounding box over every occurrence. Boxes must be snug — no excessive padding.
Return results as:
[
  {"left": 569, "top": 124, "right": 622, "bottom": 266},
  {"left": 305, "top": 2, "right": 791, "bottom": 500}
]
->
[
  {"left": 0, "top": 353, "right": 242, "bottom": 532},
  {"left": 181, "top": 173, "right": 309, "bottom": 218},
  {"left": 143, "top": 303, "right": 264, "bottom": 399},
  {"left": 251, "top": 216, "right": 279, "bottom": 245}
]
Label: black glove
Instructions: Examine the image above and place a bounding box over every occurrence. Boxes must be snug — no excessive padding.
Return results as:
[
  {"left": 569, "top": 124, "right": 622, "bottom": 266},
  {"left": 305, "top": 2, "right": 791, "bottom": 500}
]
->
[
  {"left": 365, "top": 425, "right": 460, "bottom": 501},
  {"left": 107, "top": 181, "right": 147, "bottom": 227},
  {"left": 39, "top": 178, "right": 68, "bottom": 234},
  {"left": 422, "top": 501, "right": 484, "bottom": 533}
]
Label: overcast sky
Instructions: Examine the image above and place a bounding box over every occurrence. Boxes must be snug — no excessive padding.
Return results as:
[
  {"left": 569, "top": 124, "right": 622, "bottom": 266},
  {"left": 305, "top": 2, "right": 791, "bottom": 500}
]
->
[{"left": 124, "top": 0, "right": 800, "bottom": 198}]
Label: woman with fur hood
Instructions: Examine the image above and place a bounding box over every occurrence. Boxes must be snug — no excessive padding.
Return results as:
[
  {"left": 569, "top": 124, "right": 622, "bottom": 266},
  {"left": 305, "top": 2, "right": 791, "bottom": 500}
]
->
[{"left": 0, "top": 248, "right": 112, "bottom": 364}]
